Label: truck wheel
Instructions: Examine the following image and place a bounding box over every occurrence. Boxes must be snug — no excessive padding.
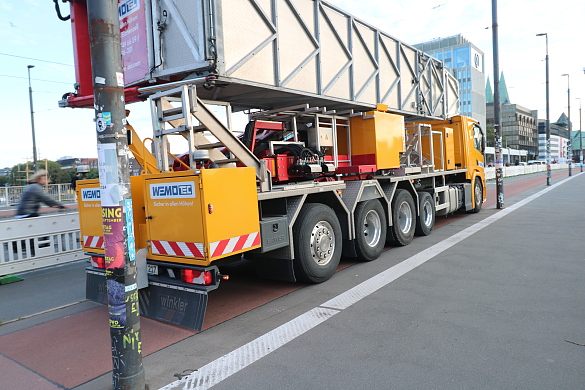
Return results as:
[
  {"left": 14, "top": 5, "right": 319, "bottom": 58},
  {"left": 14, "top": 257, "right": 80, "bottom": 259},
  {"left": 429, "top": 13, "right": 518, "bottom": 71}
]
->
[
  {"left": 354, "top": 199, "right": 387, "bottom": 261},
  {"left": 415, "top": 192, "right": 435, "bottom": 236},
  {"left": 388, "top": 189, "right": 415, "bottom": 246},
  {"left": 293, "top": 203, "right": 342, "bottom": 283},
  {"left": 471, "top": 178, "right": 483, "bottom": 213}
]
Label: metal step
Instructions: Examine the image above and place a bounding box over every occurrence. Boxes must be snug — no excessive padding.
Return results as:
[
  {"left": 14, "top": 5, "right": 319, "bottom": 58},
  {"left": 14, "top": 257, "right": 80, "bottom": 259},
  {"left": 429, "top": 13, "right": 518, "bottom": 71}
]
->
[
  {"left": 213, "top": 158, "right": 240, "bottom": 164},
  {"left": 150, "top": 84, "right": 271, "bottom": 191},
  {"left": 197, "top": 142, "right": 224, "bottom": 149}
]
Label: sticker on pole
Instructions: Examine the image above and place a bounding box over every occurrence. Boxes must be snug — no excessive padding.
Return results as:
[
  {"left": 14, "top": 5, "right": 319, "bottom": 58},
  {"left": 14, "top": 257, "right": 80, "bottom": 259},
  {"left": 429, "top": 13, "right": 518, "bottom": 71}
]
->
[
  {"left": 96, "top": 118, "right": 107, "bottom": 132},
  {"left": 96, "top": 112, "right": 112, "bottom": 132},
  {"left": 97, "top": 143, "right": 121, "bottom": 206}
]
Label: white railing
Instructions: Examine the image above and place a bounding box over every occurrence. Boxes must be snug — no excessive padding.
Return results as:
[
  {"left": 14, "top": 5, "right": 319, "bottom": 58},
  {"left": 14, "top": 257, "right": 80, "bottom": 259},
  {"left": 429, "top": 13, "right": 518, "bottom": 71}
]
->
[
  {"left": 0, "top": 183, "right": 75, "bottom": 208},
  {"left": 0, "top": 212, "right": 85, "bottom": 275},
  {"left": 484, "top": 163, "right": 569, "bottom": 180}
]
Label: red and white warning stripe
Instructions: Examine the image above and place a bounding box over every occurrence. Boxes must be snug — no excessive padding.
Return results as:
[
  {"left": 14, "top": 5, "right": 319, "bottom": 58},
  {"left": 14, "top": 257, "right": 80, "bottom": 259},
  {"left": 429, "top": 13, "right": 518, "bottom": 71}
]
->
[
  {"left": 209, "top": 231, "right": 260, "bottom": 258},
  {"left": 151, "top": 240, "right": 205, "bottom": 258},
  {"left": 151, "top": 232, "right": 261, "bottom": 259},
  {"left": 84, "top": 235, "right": 104, "bottom": 248}
]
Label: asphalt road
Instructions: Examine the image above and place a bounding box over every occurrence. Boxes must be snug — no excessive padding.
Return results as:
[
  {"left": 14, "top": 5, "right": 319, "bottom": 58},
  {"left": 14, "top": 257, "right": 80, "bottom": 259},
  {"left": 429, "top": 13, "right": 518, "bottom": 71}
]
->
[
  {"left": 1, "top": 172, "right": 583, "bottom": 389},
  {"left": 144, "top": 172, "right": 585, "bottom": 390}
]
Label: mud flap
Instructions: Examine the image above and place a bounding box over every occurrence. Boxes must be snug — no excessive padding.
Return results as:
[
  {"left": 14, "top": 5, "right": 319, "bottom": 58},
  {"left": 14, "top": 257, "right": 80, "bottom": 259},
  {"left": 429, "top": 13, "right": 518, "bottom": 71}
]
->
[
  {"left": 253, "top": 257, "right": 296, "bottom": 282},
  {"left": 86, "top": 268, "right": 208, "bottom": 331}
]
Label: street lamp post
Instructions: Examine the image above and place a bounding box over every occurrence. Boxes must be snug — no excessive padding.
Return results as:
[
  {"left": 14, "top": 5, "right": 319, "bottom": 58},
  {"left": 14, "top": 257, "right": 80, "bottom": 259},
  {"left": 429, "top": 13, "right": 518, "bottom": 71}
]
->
[
  {"left": 492, "top": 0, "right": 504, "bottom": 208},
  {"left": 577, "top": 97, "right": 582, "bottom": 172},
  {"left": 561, "top": 74, "right": 571, "bottom": 176},
  {"left": 27, "top": 65, "right": 38, "bottom": 173},
  {"left": 536, "top": 33, "right": 551, "bottom": 185}
]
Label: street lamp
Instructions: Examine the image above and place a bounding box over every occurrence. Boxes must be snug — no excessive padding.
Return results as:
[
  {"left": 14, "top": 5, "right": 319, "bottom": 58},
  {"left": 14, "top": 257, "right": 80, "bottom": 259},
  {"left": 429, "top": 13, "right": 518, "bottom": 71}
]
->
[
  {"left": 536, "top": 33, "right": 551, "bottom": 185},
  {"left": 577, "top": 97, "right": 582, "bottom": 171},
  {"left": 561, "top": 74, "right": 571, "bottom": 176},
  {"left": 27, "top": 65, "right": 38, "bottom": 173}
]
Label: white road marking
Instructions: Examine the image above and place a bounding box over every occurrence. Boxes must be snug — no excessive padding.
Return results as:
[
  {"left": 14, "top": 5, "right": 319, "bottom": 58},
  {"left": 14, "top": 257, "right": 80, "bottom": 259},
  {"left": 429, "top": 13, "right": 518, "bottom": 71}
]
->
[
  {"left": 159, "top": 308, "right": 340, "bottom": 390},
  {"left": 160, "top": 173, "right": 581, "bottom": 390}
]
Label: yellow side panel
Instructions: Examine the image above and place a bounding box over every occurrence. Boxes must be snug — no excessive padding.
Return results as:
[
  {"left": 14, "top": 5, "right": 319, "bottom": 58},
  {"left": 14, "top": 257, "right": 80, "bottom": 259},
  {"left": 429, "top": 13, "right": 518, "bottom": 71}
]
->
[
  {"left": 144, "top": 172, "right": 205, "bottom": 259},
  {"left": 349, "top": 111, "right": 404, "bottom": 169},
  {"left": 77, "top": 179, "right": 104, "bottom": 254},
  {"left": 200, "top": 168, "right": 260, "bottom": 260},
  {"left": 143, "top": 168, "right": 260, "bottom": 265},
  {"left": 129, "top": 175, "right": 147, "bottom": 250}
]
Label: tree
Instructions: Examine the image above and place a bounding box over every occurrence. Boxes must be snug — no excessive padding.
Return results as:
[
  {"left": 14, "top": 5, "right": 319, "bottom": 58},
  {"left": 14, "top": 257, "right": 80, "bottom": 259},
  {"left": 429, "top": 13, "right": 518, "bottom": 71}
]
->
[
  {"left": 0, "top": 176, "right": 10, "bottom": 186},
  {"left": 486, "top": 126, "right": 506, "bottom": 147},
  {"left": 10, "top": 160, "right": 74, "bottom": 185},
  {"left": 84, "top": 168, "right": 99, "bottom": 179}
]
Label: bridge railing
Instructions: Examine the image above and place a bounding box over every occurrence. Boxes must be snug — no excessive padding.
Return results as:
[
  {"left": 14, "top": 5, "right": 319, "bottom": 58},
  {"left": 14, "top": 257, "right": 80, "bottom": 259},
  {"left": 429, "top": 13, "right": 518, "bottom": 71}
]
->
[
  {"left": 484, "top": 163, "right": 568, "bottom": 180},
  {"left": 0, "top": 212, "right": 86, "bottom": 275},
  {"left": 0, "top": 183, "right": 75, "bottom": 208}
]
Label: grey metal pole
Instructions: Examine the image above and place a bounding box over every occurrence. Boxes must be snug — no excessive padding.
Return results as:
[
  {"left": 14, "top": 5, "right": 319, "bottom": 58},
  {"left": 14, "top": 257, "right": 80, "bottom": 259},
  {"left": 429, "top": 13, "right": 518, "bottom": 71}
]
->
[
  {"left": 27, "top": 65, "right": 38, "bottom": 173},
  {"left": 562, "top": 74, "right": 571, "bottom": 175},
  {"left": 86, "top": 1, "right": 145, "bottom": 389},
  {"left": 578, "top": 97, "right": 582, "bottom": 172},
  {"left": 537, "top": 33, "right": 551, "bottom": 185},
  {"left": 492, "top": 0, "right": 504, "bottom": 208}
]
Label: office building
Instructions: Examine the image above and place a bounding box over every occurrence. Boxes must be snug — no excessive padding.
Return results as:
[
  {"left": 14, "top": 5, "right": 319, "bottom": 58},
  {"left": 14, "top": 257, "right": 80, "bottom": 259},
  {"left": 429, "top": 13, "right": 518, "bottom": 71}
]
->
[{"left": 414, "top": 34, "right": 486, "bottom": 126}]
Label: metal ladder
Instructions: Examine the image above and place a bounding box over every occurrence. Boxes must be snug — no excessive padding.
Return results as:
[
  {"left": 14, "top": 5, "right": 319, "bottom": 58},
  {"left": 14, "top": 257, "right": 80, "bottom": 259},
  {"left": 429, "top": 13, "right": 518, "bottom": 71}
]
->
[
  {"left": 149, "top": 84, "right": 271, "bottom": 191},
  {"left": 401, "top": 123, "right": 434, "bottom": 170}
]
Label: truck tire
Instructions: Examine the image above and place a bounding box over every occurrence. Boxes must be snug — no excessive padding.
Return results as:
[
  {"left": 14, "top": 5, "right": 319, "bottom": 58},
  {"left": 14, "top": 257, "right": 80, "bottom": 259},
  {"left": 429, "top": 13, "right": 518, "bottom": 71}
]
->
[
  {"left": 388, "top": 189, "right": 416, "bottom": 246},
  {"left": 354, "top": 199, "right": 387, "bottom": 261},
  {"left": 293, "top": 203, "right": 342, "bottom": 283},
  {"left": 415, "top": 191, "right": 435, "bottom": 236},
  {"left": 471, "top": 178, "right": 483, "bottom": 213}
]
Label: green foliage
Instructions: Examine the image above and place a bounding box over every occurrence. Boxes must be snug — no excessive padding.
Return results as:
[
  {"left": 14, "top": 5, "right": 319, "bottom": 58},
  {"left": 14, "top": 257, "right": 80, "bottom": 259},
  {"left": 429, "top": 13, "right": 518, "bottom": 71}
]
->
[
  {"left": 486, "top": 126, "right": 506, "bottom": 147},
  {"left": 84, "top": 168, "right": 99, "bottom": 180},
  {"left": 10, "top": 160, "right": 75, "bottom": 185},
  {"left": 0, "top": 176, "right": 10, "bottom": 186}
]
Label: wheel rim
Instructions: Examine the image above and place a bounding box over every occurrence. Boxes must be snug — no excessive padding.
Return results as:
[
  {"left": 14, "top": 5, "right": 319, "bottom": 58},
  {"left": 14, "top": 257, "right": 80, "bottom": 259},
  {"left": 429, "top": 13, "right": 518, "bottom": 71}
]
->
[
  {"left": 422, "top": 200, "right": 433, "bottom": 227},
  {"left": 475, "top": 182, "right": 482, "bottom": 208},
  {"left": 398, "top": 201, "right": 413, "bottom": 233},
  {"left": 362, "top": 209, "right": 382, "bottom": 247},
  {"left": 310, "top": 221, "right": 335, "bottom": 265}
]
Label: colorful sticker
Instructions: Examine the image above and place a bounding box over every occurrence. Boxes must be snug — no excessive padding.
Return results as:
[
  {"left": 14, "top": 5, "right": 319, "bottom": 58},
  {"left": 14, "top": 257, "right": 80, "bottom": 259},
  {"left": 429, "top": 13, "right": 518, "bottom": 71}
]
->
[
  {"left": 124, "top": 199, "right": 136, "bottom": 262},
  {"left": 103, "top": 206, "right": 125, "bottom": 269},
  {"left": 103, "top": 112, "right": 112, "bottom": 126}
]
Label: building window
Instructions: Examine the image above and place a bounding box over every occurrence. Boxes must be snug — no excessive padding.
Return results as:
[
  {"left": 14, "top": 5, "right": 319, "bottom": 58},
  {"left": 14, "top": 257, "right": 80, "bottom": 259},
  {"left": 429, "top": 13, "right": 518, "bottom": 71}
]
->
[
  {"left": 454, "top": 47, "right": 470, "bottom": 67},
  {"left": 444, "top": 50, "right": 452, "bottom": 67}
]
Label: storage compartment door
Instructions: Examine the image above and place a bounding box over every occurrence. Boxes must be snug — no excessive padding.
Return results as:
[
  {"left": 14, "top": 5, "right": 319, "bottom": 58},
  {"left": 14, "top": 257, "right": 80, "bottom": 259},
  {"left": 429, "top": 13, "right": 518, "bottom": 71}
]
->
[
  {"left": 145, "top": 174, "right": 206, "bottom": 262},
  {"left": 200, "top": 168, "right": 261, "bottom": 260}
]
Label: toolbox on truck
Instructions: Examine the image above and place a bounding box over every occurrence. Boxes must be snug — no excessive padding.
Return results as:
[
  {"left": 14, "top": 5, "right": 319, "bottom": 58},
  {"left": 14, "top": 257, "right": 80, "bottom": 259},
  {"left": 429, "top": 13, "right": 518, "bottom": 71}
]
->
[{"left": 144, "top": 167, "right": 261, "bottom": 266}]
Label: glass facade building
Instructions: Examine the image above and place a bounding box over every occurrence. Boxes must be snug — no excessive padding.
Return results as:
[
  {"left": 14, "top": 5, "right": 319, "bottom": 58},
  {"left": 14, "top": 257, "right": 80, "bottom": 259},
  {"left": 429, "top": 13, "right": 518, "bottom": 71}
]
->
[{"left": 414, "top": 35, "right": 486, "bottom": 126}]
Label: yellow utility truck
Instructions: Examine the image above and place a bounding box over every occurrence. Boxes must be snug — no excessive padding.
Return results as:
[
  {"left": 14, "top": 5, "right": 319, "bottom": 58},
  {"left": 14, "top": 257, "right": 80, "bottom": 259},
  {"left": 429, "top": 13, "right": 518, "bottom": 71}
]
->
[{"left": 63, "top": 0, "right": 485, "bottom": 330}]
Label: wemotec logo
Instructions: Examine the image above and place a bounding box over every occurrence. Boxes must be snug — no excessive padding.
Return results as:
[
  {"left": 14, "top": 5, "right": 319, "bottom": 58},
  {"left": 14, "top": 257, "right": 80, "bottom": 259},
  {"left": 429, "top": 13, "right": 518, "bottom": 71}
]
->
[
  {"left": 82, "top": 188, "right": 101, "bottom": 201},
  {"left": 150, "top": 182, "right": 196, "bottom": 199}
]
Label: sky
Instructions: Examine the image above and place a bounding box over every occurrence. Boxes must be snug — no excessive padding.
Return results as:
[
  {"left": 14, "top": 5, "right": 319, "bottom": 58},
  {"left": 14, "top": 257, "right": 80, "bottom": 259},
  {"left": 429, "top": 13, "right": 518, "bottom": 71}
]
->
[{"left": 1, "top": 0, "right": 583, "bottom": 169}]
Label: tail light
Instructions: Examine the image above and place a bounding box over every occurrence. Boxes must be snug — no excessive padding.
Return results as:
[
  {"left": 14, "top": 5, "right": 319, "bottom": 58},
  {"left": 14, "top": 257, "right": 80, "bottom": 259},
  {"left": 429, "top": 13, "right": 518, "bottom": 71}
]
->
[
  {"left": 90, "top": 256, "right": 105, "bottom": 269},
  {"left": 181, "top": 269, "right": 213, "bottom": 286}
]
